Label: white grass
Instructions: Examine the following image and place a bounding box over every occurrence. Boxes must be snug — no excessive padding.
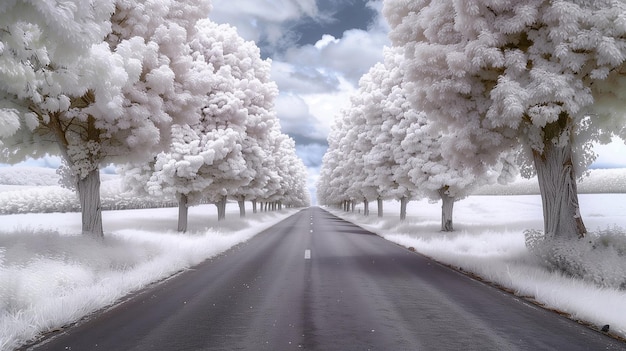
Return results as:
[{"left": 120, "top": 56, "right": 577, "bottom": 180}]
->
[
  {"left": 0, "top": 203, "right": 297, "bottom": 350},
  {"left": 331, "top": 192, "right": 626, "bottom": 340},
  {"left": 2, "top": 167, "right": 626, "bottom": 349}
]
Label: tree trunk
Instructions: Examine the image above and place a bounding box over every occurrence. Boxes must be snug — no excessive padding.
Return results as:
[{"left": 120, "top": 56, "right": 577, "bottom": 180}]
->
[
  {"left": 439, "top": 187, "right": 454, "bottom": 232},
  {"left": 216, "top": 196, "right": 227, "bottom": 221},
  {"left": 400, "top": 196, "right": 408, "bottom": 221},
  {"left": 238, "top": 197, "right": 246, "bottom": 218},
  {"left": 77, "top": 168, "right": 103, "bottom": 237},
  {"left": 377, "top": 197, "right": 383, "bottom": 218},
  {"left": 178, "top": 193, "right": 188, "bottom": 232},
  {"left": 533, "top": 135, "right": 587, "bottom": 240},
  {"left": 252, "top": 199, "right": 257, "bottom": 214},
  {"left": 363, "top": 199, "right": 369, "bottom": 216}
]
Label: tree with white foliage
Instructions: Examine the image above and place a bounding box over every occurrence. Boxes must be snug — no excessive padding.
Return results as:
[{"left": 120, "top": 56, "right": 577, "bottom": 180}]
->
[
  {"left": 361, "top": 48, "right": 418, "bottom": 219},
  {"left": 358, "top": 62, "right": 393, "bottom": 217},
  {"left": 124, "top": 20, "right": 309, "bottom": 228},
  {"left": 123, "top": 20, "right": 253, "bottom": 229},
  {"left": 267, "top": 132, "right": 311, "bottom": 209},
  {"left": 384, "top": 0, "right": 626, "bottom": 241},
  {"left": 317, "top": 114, "right": 352, "bottom": 210},
  {"left": 1, "top": 0, "right": 211, "bottom": 237}
]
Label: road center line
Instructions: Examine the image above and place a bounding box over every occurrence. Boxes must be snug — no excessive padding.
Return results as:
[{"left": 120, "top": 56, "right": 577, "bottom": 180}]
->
[{"left": 304, "top": 249, "right": 311, "bottom": 260}]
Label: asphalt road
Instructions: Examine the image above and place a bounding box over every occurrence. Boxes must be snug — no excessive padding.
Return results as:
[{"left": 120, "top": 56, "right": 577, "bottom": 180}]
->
[{"left": 28, "top": 207, "right": 626, "bottom": 350}]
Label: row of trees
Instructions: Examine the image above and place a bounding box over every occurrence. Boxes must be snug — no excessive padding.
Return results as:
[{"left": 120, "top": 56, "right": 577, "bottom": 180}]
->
[
  {"left": 0, "top": 0, "right": 309, "bottom": 237},
  {"left": 320, "top": 0, "right": 626, "bottom": 244},
  {"left": 317, "top": 47, "right": 516, "bottom": 231},
  {"left": 120, "top": 19, "right": 310, "bottom": 232}
]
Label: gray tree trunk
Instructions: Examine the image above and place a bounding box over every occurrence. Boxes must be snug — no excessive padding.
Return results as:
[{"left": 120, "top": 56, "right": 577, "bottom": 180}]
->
[
  {"left": 238, "top": 198, "right": 246, "bottom": 218},
  {"left": 363, "top": 199, "right": 369, "bottom": 216},
  {"left": 439, "top": 187, "right": 454, "bottom": 232},
  {"left": 252, "top": 200, "right": 257, "bottom": 213},
  {"left": 377, "top": 197, "right": 383, "bottom": 218},
  {"left": 533, "top": 132, "right": 587, "bottom": 240},
  {"left": 400, "top": 196, "right": 408, "bottom": 221},
  {"left": 77, "top": 168, "right": 103, "bottom": 237},
  {"left": 178, "top": 193, "right": 188, "bottom": 233},
  {"left": 216, "top": 196, "right": 227, "bottom": 221}
]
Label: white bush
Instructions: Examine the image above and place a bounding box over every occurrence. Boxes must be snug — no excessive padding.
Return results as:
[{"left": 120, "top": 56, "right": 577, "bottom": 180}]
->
[{"left": 525, "top": 228, "right": 626, "bottom": 289}]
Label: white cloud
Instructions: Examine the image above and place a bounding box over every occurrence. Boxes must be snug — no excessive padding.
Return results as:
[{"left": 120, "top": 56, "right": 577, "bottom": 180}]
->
[
  {"left": 270, "top": 61, "right": 339, "bottom": 94},
  {"left": 284, "top": 27, "right": 389, "bottom": 85},
  {"left": 210, "top": 0, "right": 319, "bottom": 49},
  {"left": 300, "top": 77, "right": 356, "bottom": 138},
  {"left": 314, "top": 34, "right": 339, "bottom": 49},
  {"left": 275, "top": 93, "right": 320, "bottom": 137},
  {"left": 212, "top": 0, "right": 317, "bottom": 22}
]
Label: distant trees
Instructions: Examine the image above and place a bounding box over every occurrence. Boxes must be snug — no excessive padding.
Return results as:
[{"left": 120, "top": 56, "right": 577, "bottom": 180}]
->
[{"left": 383, "top": 0, "right": 626, "bottom": 241}]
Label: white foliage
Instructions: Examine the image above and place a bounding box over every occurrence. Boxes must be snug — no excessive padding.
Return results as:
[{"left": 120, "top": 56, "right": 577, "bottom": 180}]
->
[
  {"left": 318, "top": 45, "right": 515, "bottom": 207},
  {"left": 383, "top": 0, "right": 626, "bottom": 171},
  {"left": 124, "top": 18, "right": 309, "bottom": 208},
  {"left": 0, "top": 109, "right": 20, "bottom": 138}
]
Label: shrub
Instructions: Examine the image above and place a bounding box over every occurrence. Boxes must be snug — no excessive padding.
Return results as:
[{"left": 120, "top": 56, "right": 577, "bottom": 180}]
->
[{"left": 525, "top": 228, "right": 626, "bottom": 289}]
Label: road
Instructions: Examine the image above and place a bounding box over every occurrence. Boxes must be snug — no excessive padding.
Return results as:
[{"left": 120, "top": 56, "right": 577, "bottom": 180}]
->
[{"left": 29, "top": 207, "right": 625, "bottom": 350}]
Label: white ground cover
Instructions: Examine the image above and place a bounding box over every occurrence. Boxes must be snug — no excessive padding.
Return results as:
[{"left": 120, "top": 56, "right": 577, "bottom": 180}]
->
[
  {"left": 1, "top": 167, "right": 625, "bottom": 349},
  {"left": 331, "top": 192, "right": 626, "bottom": 341},
  {"left": 0, "top": 204, "right": 297, "bottom": 350}
]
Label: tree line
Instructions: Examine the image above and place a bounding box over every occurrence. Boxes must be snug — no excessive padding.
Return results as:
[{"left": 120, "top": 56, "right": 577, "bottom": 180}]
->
[
  {"left": 318, "top": 0, "right": 626, "bottom": 269},
  {"left": 0, "top": 0, "right": 310, "bottom": 237}
]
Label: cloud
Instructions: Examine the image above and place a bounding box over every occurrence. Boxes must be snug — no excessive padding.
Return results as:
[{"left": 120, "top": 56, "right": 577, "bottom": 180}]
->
[
  {"left": 210, "top": 0, "right": 320, "bottom": 55},
  {"left": 275, "top": 93, "right": 322, "bottom": 137},
  {"left": 283, "top": 29, "right": 388, "bottom": 86},
  {"left": 300, "top": 77, "right": 356, "bottom": 136},
  {"left": 295, "top": 143, "right": 328, "bottom": 168},
  {"left": 271, "top": 61, "right": 339, "bottom": 94}
]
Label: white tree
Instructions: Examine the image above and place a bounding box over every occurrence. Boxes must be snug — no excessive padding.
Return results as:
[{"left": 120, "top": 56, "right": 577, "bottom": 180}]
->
[
  {"left": 261, "top": 131, "right": 309, "bottom": 209},
  {"left": 1, "top": 0, "right": 211, "bottom": 236},
  {"left": 358, "top": 62, "right": 392, "bottom": 217},
  {"left": 384, "top": 0, "right": 626, "bottom": 240},
  {"left": 318, "top": 114, "right": 352, "bottom": 210},
  {"left": 361, "top": 48, "right": 418, "bottom": 219},
  {"left": 124, "top": 19, "right": 309, "bottom": 227}
]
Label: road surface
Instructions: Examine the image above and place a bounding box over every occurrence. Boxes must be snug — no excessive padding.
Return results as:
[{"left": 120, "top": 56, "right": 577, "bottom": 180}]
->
[{"left": 28, "top": 207, "right": 626, "bottom": 350}]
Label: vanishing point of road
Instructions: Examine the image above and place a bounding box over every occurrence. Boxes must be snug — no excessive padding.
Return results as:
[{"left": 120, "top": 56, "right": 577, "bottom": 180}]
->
[{"left": 28, "top": 207, "right": 626, "bottom": 350}]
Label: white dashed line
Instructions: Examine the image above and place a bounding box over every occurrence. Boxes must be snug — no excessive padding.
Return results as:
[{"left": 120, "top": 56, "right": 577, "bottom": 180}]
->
[{"left": 304, "top": 249, "right": 311, "bottom": 260}]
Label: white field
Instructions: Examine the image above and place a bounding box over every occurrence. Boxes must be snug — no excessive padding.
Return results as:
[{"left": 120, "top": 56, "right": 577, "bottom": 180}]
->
[
  {"left": 1, "top": 167, "right": 626, "bottom": 349},
  {"left": 332, "top": 182, "right": 626, "bottom": 342},
  {"left": 0, "top": 203, "right": 298, "bottom": 350}
]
